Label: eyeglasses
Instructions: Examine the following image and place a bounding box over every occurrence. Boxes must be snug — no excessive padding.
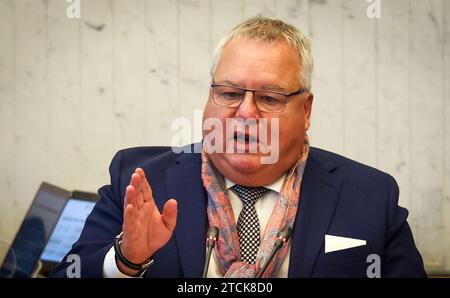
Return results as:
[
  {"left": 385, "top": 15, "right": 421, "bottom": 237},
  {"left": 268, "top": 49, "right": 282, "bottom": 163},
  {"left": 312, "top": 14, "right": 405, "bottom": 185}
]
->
[{"left": 210, "top": 80, "right": 307, "bottom": 113}]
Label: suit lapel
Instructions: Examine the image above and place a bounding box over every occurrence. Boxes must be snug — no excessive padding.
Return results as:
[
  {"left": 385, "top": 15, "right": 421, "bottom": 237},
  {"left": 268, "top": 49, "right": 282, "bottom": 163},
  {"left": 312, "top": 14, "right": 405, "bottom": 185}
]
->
[
  {"left": 166, "top": 150, "right": 207, "bottom": 277},
  {"left": 165, "top": 147, "right": 342, "bottom": 277},
  {"left": 288, "top": 148, "right": 343, "bottom": 277}
]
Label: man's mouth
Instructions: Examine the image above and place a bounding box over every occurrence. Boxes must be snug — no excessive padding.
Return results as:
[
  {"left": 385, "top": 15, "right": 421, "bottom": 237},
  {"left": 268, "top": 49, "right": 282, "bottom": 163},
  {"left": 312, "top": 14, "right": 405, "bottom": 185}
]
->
[{"left": 233, "top": 131, "right": 258, "bottom": 143}]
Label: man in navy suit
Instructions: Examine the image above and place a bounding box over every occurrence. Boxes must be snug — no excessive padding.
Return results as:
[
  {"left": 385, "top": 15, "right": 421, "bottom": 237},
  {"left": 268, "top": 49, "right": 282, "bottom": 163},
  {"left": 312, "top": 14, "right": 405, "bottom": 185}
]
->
[{"left": 51, "top": 16, "right": 425, "bottom": 278}]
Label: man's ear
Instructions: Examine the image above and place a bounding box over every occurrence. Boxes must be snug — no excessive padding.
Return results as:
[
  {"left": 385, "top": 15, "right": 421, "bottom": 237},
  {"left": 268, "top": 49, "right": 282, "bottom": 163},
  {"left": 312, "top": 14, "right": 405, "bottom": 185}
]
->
[{"left": 304, "top": 92, "right": 314, "bottom": 131}]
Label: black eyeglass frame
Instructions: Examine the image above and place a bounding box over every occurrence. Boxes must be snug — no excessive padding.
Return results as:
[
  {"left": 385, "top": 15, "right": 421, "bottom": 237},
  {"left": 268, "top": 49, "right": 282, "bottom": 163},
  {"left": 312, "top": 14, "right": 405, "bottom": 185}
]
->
[{"left": 210, "top": 79, "right": 307, "bottom": 113}]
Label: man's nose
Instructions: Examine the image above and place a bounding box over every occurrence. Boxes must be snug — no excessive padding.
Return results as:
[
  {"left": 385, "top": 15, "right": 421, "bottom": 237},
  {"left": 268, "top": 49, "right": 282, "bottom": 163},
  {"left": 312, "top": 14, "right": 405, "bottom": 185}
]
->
[{"left": 236, "top": 91, "right": 260, "bottom": 119}]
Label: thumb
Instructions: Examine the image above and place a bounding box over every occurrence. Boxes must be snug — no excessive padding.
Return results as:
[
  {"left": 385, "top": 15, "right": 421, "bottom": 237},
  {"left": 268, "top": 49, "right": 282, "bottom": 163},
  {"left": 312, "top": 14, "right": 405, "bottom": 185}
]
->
[{"left": 161, "top": 199, "right": 178, "bottom": 231}]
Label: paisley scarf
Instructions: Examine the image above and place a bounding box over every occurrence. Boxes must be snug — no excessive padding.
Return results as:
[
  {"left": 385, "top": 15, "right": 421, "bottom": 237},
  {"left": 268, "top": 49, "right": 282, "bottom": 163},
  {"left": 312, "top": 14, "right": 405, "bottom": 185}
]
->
[{"left": 201, "top": 138, "right": 309, "bottom": 277}]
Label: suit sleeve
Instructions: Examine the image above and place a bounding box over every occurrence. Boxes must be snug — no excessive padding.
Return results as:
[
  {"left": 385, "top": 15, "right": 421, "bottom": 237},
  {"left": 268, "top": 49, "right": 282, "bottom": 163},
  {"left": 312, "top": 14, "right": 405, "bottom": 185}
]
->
[
  {"left": 49, "top": 151, "right": 125, "bottom": 278},
  {"left": 381, "top": 175, "right": 427, "bottom": 277}
]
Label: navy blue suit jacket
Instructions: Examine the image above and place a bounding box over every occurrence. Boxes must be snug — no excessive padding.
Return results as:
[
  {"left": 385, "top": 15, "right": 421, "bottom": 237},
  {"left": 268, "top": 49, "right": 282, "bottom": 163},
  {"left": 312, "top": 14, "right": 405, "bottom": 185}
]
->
[{"left": 51, "top": 145, "right": 426, "bottom": 278}]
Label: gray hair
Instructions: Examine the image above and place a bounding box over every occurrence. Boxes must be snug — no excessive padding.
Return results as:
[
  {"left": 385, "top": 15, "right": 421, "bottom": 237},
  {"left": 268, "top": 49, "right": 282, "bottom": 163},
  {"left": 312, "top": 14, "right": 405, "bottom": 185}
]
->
[{"left": 210, "top": 15, "right": 314, "bottom": 91}]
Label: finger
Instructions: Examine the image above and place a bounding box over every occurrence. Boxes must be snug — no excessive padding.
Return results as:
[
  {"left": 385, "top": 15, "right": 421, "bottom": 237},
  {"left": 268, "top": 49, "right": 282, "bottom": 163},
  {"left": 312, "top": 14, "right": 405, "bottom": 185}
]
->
[
  {"left": 124, "top": 185, "right": 137, "bottom": 209},
  {"left": 123, "top": 203, "right": 138, "bottom": 234},
  {"left": 124, "top": 186, "right": 141, "bottom": 235},
  {"left": 136, "top": 168, "right": 153, "bottom": 203},
  {"left": 134, "top": 169, "right": 157, "bottom": 218},
  {"left": 130, "top": 172, "right": 144, "bottom": 209},
  {"left": 161, "top": 199, "right": 178, "bottom": 232},
  {"left": 130, "top": 172, "right": 142, "bottom": 197}
]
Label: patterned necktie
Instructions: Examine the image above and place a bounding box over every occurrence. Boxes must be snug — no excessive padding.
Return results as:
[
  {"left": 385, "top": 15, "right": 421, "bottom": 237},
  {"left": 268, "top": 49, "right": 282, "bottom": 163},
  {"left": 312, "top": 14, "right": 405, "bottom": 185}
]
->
[{"left": 230, "top": 185, "right": 270, "bottom": 264}]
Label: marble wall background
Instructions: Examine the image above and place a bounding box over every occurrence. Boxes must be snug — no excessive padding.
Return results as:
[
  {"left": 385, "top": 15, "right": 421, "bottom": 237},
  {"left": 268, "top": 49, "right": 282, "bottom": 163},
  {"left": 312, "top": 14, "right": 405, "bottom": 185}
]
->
[{"left": 0, "top": 0, "right": 448, "bottom": 274}]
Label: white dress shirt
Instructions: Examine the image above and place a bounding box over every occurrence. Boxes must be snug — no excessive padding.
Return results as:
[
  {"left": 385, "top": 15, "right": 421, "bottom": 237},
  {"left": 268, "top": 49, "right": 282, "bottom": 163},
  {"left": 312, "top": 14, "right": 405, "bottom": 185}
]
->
[{"left": 103, "top": 174, "right": 289, "bottom": 278}]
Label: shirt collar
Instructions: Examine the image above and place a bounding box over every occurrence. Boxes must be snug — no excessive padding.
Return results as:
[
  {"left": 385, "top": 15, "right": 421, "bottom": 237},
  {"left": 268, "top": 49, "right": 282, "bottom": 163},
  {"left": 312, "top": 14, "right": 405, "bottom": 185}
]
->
[{"left": 225, "top": 174, "right": 286, "bottom": 194}]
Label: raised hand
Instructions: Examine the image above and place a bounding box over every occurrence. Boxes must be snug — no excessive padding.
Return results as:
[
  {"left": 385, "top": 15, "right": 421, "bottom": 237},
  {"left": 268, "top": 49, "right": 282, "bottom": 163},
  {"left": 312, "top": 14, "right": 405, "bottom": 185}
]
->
[{"left": 117, "top": 168, "right": 177, "bottom": 275}]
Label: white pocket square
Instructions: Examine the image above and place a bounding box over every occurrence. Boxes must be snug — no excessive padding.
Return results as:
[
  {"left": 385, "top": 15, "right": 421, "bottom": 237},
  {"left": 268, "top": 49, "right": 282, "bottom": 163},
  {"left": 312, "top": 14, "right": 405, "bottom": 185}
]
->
[{"left": 325, "top": 234, "right": 366, "bottom": 253}]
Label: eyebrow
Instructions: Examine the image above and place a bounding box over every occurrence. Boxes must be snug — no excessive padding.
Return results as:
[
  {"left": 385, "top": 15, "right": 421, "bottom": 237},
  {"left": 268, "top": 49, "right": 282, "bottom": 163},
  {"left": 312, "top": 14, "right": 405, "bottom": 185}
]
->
[
  {"left": 215, "top": 80, "right": 287, "bottom": 91},
  {"left": 261, "top": 84, "right": 286, "bottom": 91}
]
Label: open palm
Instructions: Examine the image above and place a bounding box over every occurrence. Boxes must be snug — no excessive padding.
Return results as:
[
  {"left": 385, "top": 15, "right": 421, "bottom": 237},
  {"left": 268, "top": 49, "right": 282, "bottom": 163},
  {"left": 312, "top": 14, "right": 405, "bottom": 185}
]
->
[{"left": 120, "top": 168, "right": 177, "bottom": 265}]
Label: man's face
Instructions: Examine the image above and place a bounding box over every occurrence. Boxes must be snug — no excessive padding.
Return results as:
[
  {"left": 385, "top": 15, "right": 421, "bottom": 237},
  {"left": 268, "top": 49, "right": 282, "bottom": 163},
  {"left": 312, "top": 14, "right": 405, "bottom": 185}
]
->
[{"left": 202, "top": 37, "right": 313, "bottom": 186}]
